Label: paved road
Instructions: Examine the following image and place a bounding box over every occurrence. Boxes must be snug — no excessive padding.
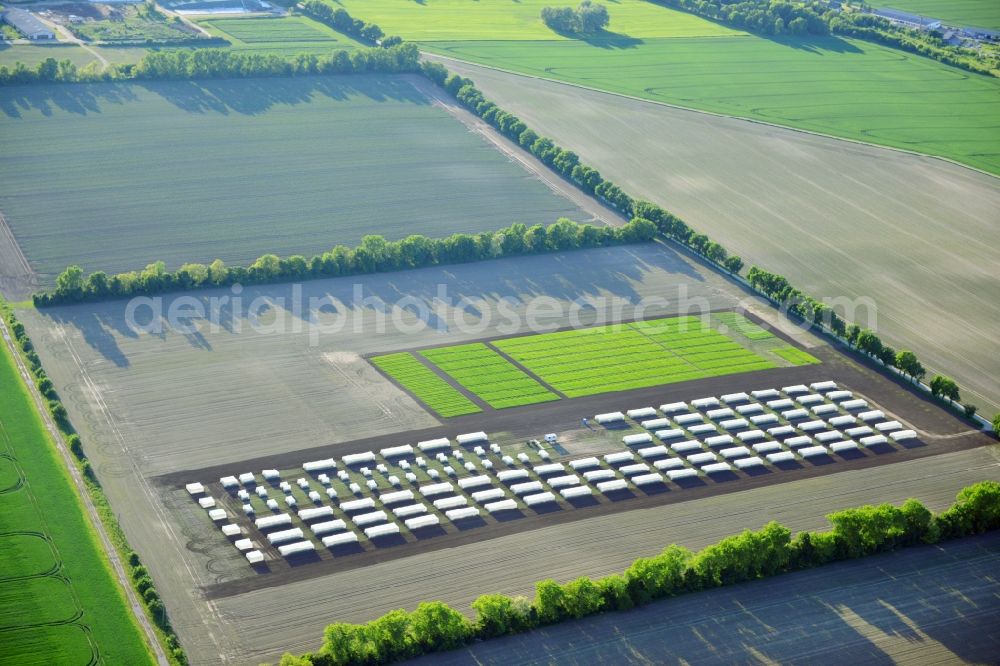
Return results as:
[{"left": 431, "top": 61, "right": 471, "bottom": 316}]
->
[
  {"left": 406, "top": 531, "right": 1000, "bottom": 665},
  {"left": 0, "top": 315, "right": 169, "bottom": 665}
]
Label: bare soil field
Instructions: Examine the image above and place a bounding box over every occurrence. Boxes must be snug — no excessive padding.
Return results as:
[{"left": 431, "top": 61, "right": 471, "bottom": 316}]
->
[
  {"left": 433, "top": 58, "right": 1000, "bottom": 416},
  {"left": 404, "top": 531, "right": 1000, "bottom": 665},
  {"left": 17, "top": 244, "right": 998, "bottom": 665}
]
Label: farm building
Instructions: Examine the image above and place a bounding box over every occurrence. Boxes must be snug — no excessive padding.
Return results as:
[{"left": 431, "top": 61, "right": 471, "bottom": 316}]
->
[{"left": 3, "top": 9, "right": 55, "bottom": 40}]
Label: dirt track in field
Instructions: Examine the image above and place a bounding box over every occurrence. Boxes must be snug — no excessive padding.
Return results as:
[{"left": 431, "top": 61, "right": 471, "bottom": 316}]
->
[
  {"left": 430, "top": 58, "right": 1000, "bottom": 416},
  {"left": 403, "top": 532, "right": 1000, "bottom": 665}
]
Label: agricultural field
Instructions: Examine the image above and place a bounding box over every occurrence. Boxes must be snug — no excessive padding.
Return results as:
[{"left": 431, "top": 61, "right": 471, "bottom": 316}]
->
[
  {"left": 0, "top": 329, "right": 153, "bottom": 664},
  {"left": 409, "top": 531, "right": 1000, "bottom": 665},
  {"left": 329, "top": 0, "right": 1000, "bottom": 173},
  {"left": 435, "top": 59, "right": 1000, "bottom": 416},
  {"left": 491, "top": 316, "right": 781, "bottom": 397},
  {"left": 326, "top": 0, "right": 744, "bottom": 41},
  {"left": 0, "top": 74, "right": 594, "bottom": 292},
  {"left": 67, "top": 3, "right": 207, "bottom": 43},
  {"left": 420, "top": 343, "right": 559, "bottom": 408},
  {"left": 194, "top": 15, "right": 367, "bottom": 56},
  {"left": 371, "top": 353, "right": 482, "bottom": 417},
  {"left": 16, "top": 240, "right": 994, "bottom": 663},
  {"left": 876, "top": 0, "right": 1000, "bottom": 30}
]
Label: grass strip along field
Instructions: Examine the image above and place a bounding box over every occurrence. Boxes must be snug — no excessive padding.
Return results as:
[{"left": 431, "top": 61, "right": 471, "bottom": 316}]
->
[
  {"left": 371, "top": 353, "right": 481, "bottom": 417},
  {"left": 773, "top": 346, "right": 822, "bottom": 365},
  {"left": 493, "top": 316, "right": 776, "bottom": 397},
  {"left": 333, "top": 0, "right": 1000, "bottom": 174},
  {"left": 0, "top": 331, "right": 153, "bottom": 663},
  {"left": 420, "top": 343, "right": 560, "bottom": 408},
  {"left": 714, "top": 311, "right": 775, "bottom": 341}
]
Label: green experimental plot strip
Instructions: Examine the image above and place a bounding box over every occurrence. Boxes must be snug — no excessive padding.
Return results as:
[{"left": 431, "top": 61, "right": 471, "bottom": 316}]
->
[
  {"left": 713, "top": 311, "right": 774, "bottom": 341},
  {"left": 371, "top": 353, "right": 481, "bottom": 418},
  {"left": 0, "top": 338, "right": 153, "bottom": 664},
  {"left": 773, "top": 346, "right": 822, "bottom": 366},
  {"left": 493, "top": 317, "right": 777, "bottom": 397},
  {"left": 420, "top": 343, "right": 559, "bottom": 409}
]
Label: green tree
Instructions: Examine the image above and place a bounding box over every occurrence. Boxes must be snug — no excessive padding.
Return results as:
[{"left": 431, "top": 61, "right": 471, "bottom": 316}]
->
[
  {"left": 55, "top": 265, "right": 85, "bottom": 299},
  {"left": 894, "top": 350, "right": 925, "bottom": 382},
  {"left": 992, "top": 413, "right": 1000, "bottom": 438},
  {"left": 929, "top": 375, "right": 960, "bottom": 402},
  {"left": 471, "top": 593, "right": 532, "bottom": 637},
  {"left": 560, "top": 576, "right": 605, "bottom": 618},
  {"left": 406, "top": 601, "right": 471, "bottom": 653},
  {"left": 533, "top": 579, "right": 566, "bottom": 624}
]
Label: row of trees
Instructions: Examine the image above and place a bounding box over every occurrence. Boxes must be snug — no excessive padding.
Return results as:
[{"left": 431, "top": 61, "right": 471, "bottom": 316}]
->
[
  {"left": 299, "top": 1, "right": 402, "bottom": 47},
  {"left": 747, "top": 265, "right": 976, "bottom": 416},
  {"left": 0, "top": 44, "right": 421, "bottom": 86},
  {"left": 3, "top": 307, "right": 188, "bottom": 665},
  {"left": 421, "top": 61, "right": 744, "bottom": 275},
  {"left": 658, "top": 0, "right": 997, "bottom": 77},
  {"left": 541, "top": 1, "right": 611, "bottom": 35},
  {"left": 276, "top": 482, "right": 1000, "bottom": 665},
  {"left": 35, "top": 218, "right": 659, "bottom": 305}
]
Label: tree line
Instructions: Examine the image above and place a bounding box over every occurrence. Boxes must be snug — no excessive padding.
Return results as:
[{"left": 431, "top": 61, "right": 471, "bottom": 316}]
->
[
  {"left": 34, "top": 218, "right": 659, "bottom": 305},
  {"left": 299, "top": 1, "right": 403, "bottom": 48},
  {"left": 3, "top": 306, "right": 189, "bottom": 665},
  {"left": 656, "top": 0, "right": 997, "bottom": 78},
  {"left": 747, "top": 265, "right": 976, "bottom": 418},
  {"left": 421, "top": 60, "right": 745, "bottom": 276},
  {"left": 541, "top": 1, "right": 611, "bottom": 35},
  {"left": 0, "top": 43, "right": 420, "bottom": 86},
  {"left": 274, "top": 481, "right": 1000, "bottom": 665}
]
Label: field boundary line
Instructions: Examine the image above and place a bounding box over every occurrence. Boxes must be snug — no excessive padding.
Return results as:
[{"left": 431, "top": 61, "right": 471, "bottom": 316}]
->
[
  {"left": 0, "top": 316, "right": 169, "bottom": 666},
  {"left": 412, "top": 351, "right": 494, "bottom": 412},
  {"left": 422, "top": 52, "right": 1000, "bottom": 181},
  {"left": 485, "top": 342, "right": 568, "bottom": 400}
]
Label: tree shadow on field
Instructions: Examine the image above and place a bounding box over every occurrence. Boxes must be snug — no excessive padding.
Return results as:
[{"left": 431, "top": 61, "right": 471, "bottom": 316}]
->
[
  {"left": 403, "top": 534, "right": 1000, "bottom": 666},
  {"left": 140, "top": 75, "right": 431, "bottom": 116},
  {"left": 546, "top": 25, "right": 644, "bottom": 49},
  {"left": 0, "top": 75, "right": 429, "bottom": 120},
  {"left": 0, "top": 81, "right": 138, "bottom": 119},
  {"left": 764, "top": 33, "right": 864, "bottom": 55}
]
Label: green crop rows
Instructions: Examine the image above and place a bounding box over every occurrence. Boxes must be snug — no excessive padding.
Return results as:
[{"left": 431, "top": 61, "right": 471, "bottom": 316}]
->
[
  {"left": 773, "top": 346, "right": 822, "bottom": 365},
  {"left": 371, "top": 352, "right": 481, "bottom": 417},
  {"left": 420, "top": 343, "right": 559, "bottom": 409},
  {"left": 493, "top": 317, "right": 775, "bottom": 397},
  {"left": 0, "top": 333, "right": 153, "bottom": 663}
]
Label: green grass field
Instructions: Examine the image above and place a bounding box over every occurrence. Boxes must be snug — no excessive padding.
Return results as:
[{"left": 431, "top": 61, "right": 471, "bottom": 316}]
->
[
  {"left": 0, "top": 75, "right": 591, "bottom": 283},
  {"left": 371, "top": 352, "right": 482, "bottom": 417},
  {"left": 0, "top": 331, "right": 153, "bottom": 663},
  {"left": 877, "top": 0, "right": 1000, "bottom": 30},
  {"left": 714, "top": 311, "right": 774, "bottom": 341},
  {"left": 326, "top": 0, "right": 743, "bottom": 40},
  {"left": 420, "top": 343, "right": 559, "bottom": 408},
  {"left": 195, "top": 15, "right": 366, "bottom": 56}
]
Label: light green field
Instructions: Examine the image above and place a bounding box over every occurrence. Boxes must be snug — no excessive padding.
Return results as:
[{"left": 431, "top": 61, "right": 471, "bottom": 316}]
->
[
  {"left": 420, "top": 342, "right": 559, "bottom": 408},
  {"left": 423, "top": 35, "right": 1000, "bottom": 175},
  {"left": 878, "top": 0, "right": 1000, "bottom": 30},
  {"left": 492, "top": 317, "right": 777, "bottom": 397},
  {"left": 0, "top": 329, "right": 153, "bottom": 663},
  {"left": 714, "top": 311, "right": 774, "bottom": 341},
  {"left": 0, "top": 75, "right": 591, "bottom": 284},
  {"left": 773, "top": 346, "right": 821, "bottom": 365},
  {"left": 326, "top": 0, "right": 743, "bottom": 40},
  {"left": 371, "top": 352, "right": 482, "bottom": 417},
  {"left": 195, "top": 15, "right": 366, "bottom": 55}
]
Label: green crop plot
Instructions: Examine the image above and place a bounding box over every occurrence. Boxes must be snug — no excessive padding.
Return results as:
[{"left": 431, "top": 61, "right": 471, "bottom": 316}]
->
[
  {"left": 0, "top": 335, "right": 152, "bottom": 663},
  {"left": 492, "top": 317, "right": 777, "bottom": 397},
  {"left": 773, "top": 346, "right": 822, "bottom": 366},
  {"left": 714, "top": 312, "right": 775, "bottom": 341},
  {"left": 0, "top": 75, "right": 590, "bottom": 284},
  {"left": 196, "top": 15, "right": 366, "bottom": 55},
  {"left": 876, "top": 0, "right": 1000, "bottom": 30},
  {"left": 371, "top": 352, "right": 482, "bottom": 417},
  {"left": 420, "top": 343, "right": 559, "bottom": 409}
]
